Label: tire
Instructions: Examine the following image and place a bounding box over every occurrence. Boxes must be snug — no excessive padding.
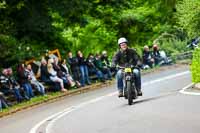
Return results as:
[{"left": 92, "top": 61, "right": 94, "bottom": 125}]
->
[
  {"left": 126, "top": 81, "right": 133, "bottom": 105},
  {"left": 132, "top": 84, "right": 138, "bottom": 99}
]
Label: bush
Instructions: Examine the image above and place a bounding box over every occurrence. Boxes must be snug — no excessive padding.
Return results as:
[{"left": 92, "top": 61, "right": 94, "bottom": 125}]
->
[{"left": 191, "top": 48, "right": 200, "bottom": 83}]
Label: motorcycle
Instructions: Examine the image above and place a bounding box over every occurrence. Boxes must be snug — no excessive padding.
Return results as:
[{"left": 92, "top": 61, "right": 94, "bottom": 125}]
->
[{"left": 118, "top": 65, "right": 138, "bottom": 105}]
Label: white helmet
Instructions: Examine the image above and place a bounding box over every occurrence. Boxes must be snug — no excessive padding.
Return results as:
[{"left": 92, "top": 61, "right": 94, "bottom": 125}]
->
[{"left": 118, "top": 37, "right": 128, "bottom": 45}]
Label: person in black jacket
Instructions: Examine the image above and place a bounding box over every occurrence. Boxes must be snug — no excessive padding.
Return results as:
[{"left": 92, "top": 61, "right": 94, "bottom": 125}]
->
[
  {"left": 142, "top": 45, "right": 154, "bottom": 68},
  {"left": 67, "top": 51, "right": 81, "bottom": 85},
  {"left": 112, "top": 37, "right": 142, "bottom": 97},
  {"left": 0, "top": 68, "right": 24, "bottom": 103},
  {"left": 77, "top": 50, "right": 91, "bottom": 87}
]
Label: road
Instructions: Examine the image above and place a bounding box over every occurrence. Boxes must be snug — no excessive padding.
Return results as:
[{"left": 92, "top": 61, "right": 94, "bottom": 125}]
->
[{"left": 0, "top": 65, "right": 200, "bottom": 133}]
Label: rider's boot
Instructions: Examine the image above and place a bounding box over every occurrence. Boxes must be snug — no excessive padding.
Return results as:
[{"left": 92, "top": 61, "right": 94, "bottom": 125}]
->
[{"left": 137, "top": 88, "right": 143, "bottom": 96}]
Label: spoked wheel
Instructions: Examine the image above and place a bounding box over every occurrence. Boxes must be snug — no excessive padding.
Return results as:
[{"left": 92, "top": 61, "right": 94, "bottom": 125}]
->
[{"left": 126, "top": 81, "right": 133, "bottom": 105}]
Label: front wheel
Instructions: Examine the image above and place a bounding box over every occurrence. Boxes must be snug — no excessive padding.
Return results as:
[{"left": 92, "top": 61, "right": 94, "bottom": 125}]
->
[{"left": 126, "top": 81, "right": 133, "bottom": 105}]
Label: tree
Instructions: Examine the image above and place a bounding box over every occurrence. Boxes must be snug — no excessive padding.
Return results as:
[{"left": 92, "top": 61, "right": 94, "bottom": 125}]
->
[{"left": 176, "top": 0, "right": 200, "bottom": 38}]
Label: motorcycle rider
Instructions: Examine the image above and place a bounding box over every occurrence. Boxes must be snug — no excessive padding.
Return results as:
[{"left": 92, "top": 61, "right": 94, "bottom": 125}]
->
[{"left": 112, "top": 37, "right": 142, "bottom": 97}]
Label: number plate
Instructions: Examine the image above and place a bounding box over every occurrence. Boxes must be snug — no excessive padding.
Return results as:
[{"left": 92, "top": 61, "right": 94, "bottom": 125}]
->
[{"left": 124, "top": 68, "right": 132, "bottom": 73}]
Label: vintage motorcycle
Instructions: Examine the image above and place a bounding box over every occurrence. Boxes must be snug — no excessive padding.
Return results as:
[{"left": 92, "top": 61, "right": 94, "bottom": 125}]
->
[{"left": 118, "top": 65, "right": 138, "bottom": 105}]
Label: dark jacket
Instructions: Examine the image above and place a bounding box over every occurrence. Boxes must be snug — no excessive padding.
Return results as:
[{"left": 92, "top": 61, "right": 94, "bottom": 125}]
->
[
  {"left": 17, "top": 68, "right": 30, "bottom": 84},
  {"left": 101, "top": 55, "right": 110, "bottom": 67},
  {"left": 68, "top": 57, "right": 79, "bottom": 71},
  {"left": 40, "top": 64, "right": 50, "bottom": 81},
  {"left": 112, "top": 48, "right": 141, "bottom": 67},
  {"left": 142, "top": 51, "right": 153, "bottom": 64},
  {"left": 77, "top": 56, "right": 87, "bottom": 66},
  {"left": 152, "top": 50, "right": 161, "bottom": 58}
]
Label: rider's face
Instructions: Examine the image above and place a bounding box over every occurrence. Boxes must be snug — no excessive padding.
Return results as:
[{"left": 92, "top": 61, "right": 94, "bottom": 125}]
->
[{"left": 120, "top": 43, "right": 128, "bottom": 51}]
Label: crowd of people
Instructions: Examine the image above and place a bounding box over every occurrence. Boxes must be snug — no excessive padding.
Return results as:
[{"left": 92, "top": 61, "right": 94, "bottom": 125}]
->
[{"left": 0, "top": 43, "right": 171, "bottom": 110}]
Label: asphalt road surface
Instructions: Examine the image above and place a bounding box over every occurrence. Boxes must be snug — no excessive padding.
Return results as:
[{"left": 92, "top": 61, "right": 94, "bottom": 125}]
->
[{"left": 0, "top": 65, "right": 199, "bottom": 133}]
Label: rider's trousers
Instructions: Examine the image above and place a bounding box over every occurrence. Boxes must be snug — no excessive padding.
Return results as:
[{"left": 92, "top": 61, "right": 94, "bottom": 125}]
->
[{"left": 116, "top": 68, "right": 141, "bottom": 92}]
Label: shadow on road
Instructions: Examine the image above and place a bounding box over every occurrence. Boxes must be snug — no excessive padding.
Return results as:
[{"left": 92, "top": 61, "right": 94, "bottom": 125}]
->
[{"left": 133, "top": 91, "right": 178, "bottom": 105}]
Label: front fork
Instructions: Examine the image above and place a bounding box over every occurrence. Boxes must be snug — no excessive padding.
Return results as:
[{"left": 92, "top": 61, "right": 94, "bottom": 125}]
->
[{"left": 123, "top": 74, "right": 132, "bottom": 97}]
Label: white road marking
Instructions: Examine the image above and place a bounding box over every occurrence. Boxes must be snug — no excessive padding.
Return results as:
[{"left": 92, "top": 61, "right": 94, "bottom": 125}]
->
[
  {"left": 179, "top": 83, "right": 200, "bottom": 95},
  {"left": 29, "top": 70, "right": 190, "bottom": 133},
  {"left": 143, "top": 71, "right": 190, "bottom": 86}
]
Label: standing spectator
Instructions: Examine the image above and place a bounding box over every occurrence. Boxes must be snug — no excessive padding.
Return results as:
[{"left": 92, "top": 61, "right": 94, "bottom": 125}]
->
[
  {"left": 142, "top": 45, "right": 154, "bottom": 68},
  {"left": 77, "top": 50, "right": 91, "bottom": 87},
  {"left": 67, "top": 51, "right": 81, "bottom": 85},
  {"left": 0, "top": 68, "right": 24, "bottom": 103},
  {"left": 16, "top": 63, "right": 34, "bottom": 99},
  {"left": 26, "top": 64, "right": 45, "bottom": 95}
]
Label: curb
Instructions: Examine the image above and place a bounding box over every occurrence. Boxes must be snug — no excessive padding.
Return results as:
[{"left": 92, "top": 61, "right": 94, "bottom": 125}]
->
[{"left": 0, "top": 80, "right": 115, "bottom": 118}]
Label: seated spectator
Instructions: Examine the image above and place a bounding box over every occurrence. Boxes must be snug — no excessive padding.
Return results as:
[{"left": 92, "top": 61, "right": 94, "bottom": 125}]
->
[
  {"left": 26, "top": 64, "right": 45, "bottom": 95},
  {"left": 67, "top": 51, "right": 81, "bottom": 85},
  {"left": 152, "top": 44, "right": 172, "bottom": 66},
  {"left": 0, "top": 92, "right": 9, "bottom": 109},
  {"left": 40, "top": 58, "right": 61, "bottom": 92},
  {"left": 94, "top": 53, "right": 112, "bottom": 80},
  {"left": 77, "top": 50, "right": 91, "bottom": 87},
  {"left": 40, "top": 57, "right": 51, "bottom": 83},
  {"left": 0, "top": 68, "right": 24, "bottom": 103},
  {"left": 101, "top": 50, "right": 116, "bottom": 76},
  {"left": 17, "top": 63, "right": 34, "bottom": 100},
  {"left": 52, "top": 58, "right": 75, "bottom": 88},
  {"left": 60, "top": 59, "right": 79, "bottom": 87},
  {"left": 142, "top": 45, "right": 154, "bottom": 68},
  {"left": 101, "top": 51, "right": 111, "bottom": 67},
  {"left": 47, "top": 59, "right": 67, "bottom": 92},
  {"left": 86, "top": 53, "right": 105, "bottom": 82}
]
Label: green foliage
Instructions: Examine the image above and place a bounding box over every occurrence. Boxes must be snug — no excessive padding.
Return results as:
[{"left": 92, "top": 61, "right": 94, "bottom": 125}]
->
[
  {"left": 176, "top": 0, "right": 200, "bottom": 38},
  {"left": 0, "top": 0, "right": 191, "bottom": 68},
  {"left": 191, "top": 48, "right": 200, "bottom": 83}
]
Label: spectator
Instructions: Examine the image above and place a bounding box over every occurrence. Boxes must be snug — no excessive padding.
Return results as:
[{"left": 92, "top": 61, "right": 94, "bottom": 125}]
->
[
  {"left": 77, "top": 50, "right": 91, "bottom": 87},
  {"left": 0, "top": 68, "right": 24, "bottom": 103},
  {"left": 67, "top": 51, "right": 81, "bottom": 85},
  {"left": 26, "top": 64, "right": 45, "bottom": 95},
  {"left": 52, "top": 58, "right": 75, "bottom": 88},
  {"left": 16, "top": 63, "right": 34, "bottom": 100},
  {"left": 40, "top": 58, "right": 61, "bottom": 92},
  {"left": 152, "top": 44, "right": 172, "bottom": 66},
  {"left": 47, "top": 59, "right": 67, "bottom": 92},
  {"left": 60, "top": 59, "right": 79, "bottom": 87},
  {"left": 94, "top": 53, "right": 112, "bottom": 80},
  {"left": 86, "top": 53, "right": 105, "bottom": 82},
  {"left": 0, "top": 93, "right": 9, "bottom": 109},
  {"left": 40, "top": 57, "right": 51, "bottom": 83},
  {"left": 101, "top": 51, "right": 111, "bottom": 68},
  {"left": 142, "top": 45, "right": 154, "bottom": 68}
]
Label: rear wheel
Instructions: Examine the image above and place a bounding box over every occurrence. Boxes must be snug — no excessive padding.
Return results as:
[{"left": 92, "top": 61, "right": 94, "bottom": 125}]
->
[{"left": 126, "top": 81, "right": 133, "bottom": 105}]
